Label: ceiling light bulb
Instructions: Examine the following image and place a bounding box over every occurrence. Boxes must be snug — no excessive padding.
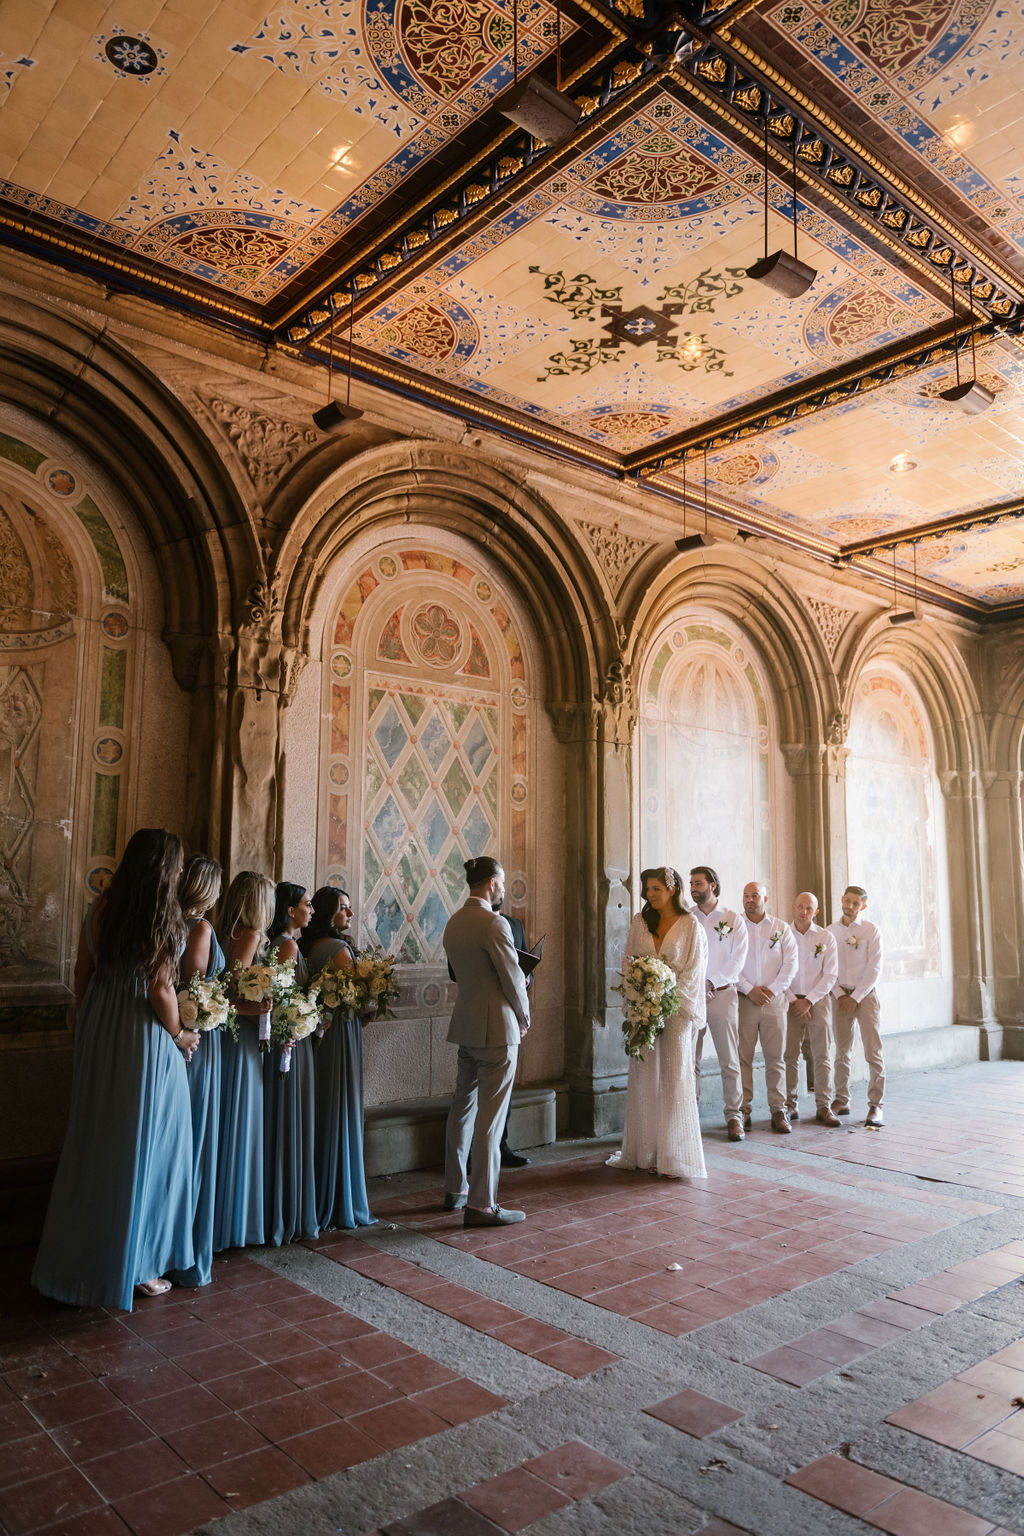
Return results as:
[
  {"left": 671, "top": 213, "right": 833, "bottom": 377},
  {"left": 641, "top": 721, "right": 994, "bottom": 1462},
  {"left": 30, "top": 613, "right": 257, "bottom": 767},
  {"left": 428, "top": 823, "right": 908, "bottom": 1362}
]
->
[{"left": 888, "top": 454, "right": 917, "bottom": 474}]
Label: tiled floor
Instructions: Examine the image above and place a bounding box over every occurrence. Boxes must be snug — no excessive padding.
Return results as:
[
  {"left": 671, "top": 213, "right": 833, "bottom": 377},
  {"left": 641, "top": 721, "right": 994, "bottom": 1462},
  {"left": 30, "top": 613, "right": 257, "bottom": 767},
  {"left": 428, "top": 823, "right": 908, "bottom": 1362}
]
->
[
  {"left": 370, "top": 1155, "right": 971, "bottom": 1337},
  {"left": 0, "top": 1253, "right": 506, "bottom": 1536},
  {"left": 2, "top": 1060, "right": 1023, "bottom": 1536}
]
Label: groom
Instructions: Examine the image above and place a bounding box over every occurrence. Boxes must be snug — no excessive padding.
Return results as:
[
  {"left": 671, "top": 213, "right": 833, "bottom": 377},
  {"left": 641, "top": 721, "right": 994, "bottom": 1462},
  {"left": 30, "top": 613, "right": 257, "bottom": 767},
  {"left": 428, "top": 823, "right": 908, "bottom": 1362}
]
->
[{"left": 443, "top": 857, "right": 531, "bottom": 1227}]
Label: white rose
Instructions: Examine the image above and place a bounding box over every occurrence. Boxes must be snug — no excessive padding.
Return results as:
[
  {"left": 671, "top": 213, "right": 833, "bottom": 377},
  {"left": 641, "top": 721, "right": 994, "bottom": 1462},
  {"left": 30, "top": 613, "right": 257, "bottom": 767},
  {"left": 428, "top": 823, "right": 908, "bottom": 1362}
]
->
[{"left": 178, "top": 997, "right": 199, "bottom": 1026}]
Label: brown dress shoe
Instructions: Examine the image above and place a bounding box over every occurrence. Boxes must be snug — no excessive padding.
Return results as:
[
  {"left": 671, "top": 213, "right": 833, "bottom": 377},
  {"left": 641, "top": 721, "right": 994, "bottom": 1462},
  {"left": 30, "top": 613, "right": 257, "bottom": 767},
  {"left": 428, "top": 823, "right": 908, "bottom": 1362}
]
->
[
  {"left": 727, "top": 1117, "right": 745, "bottom": 1142},
  {"left": 770, "top": 1109, "right": 791, "bottom": 1134},
  {"left": 832, "top": 1102, "right": 850, "bottom": 1116},
  {"left": 815, "top": 1107, "right": 841, "bottom": 1127},
  {"left": 865, "top": 1106, "right": 884, "bottom": 1128},
  {"left": 743, "top": 1114, "right": 752, "bottom": 1131}
]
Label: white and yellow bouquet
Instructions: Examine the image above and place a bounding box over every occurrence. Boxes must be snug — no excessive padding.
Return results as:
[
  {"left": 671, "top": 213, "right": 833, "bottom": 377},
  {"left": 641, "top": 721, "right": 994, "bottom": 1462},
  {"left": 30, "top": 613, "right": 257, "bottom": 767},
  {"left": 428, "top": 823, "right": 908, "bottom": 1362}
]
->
[
  {"left": 614, "top": 954, "right": 680, "bottom": 1060},
  {"left": 352, "top": 944, "right": 400, "bottom": 1019},
  {"left": 176, "top": 972, "right": 237, "bottom": 1040},
  {"left": 314, "top": 963, "right": 361, "bottom": 1015},
  {"left": 270, "top": 975, "right": 323, "bottom": 1076},
  {"left": 232, "top": 948, "right": 296, "bottom": 1052}
]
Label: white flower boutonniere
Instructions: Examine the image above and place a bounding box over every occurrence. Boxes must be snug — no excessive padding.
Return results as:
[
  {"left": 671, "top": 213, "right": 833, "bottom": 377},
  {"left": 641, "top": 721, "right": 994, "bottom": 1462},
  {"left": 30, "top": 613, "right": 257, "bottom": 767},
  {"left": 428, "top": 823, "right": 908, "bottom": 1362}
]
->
[
  {"left": 846, "top": 934, "right": 859, "bottom": 949},
  {"left": 768, "top": 931, "right": 782, "bottom": 949},
  {"left": 813, "top": 942, "right": 824, "bottom": 958},
  {"left": 714, "top": 920, "right": 733, "bottom": 940}
]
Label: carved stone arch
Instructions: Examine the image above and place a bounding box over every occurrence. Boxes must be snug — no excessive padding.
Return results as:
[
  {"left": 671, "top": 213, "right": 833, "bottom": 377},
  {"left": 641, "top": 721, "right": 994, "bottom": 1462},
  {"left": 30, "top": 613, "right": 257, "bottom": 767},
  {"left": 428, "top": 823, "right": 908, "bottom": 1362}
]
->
[
  {"left": 273, "top": 441, "right": 607, "bottom": 713},
  {"left": 988, "top": 642, "right": 1024, "bottom": 776},
  {"left": 624, "top": 552, "right": 834, "bottom": 750},
  {"left": 841, "top": 620, "right": 986, "bottom": 782},
  {"left": 0, "top": 287, "right": 253, "bottom": 658}
]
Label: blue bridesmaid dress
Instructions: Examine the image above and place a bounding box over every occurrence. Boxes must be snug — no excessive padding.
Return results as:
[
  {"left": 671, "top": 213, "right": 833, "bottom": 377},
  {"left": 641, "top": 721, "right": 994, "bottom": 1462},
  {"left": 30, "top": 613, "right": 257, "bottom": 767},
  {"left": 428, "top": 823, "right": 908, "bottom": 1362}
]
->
[
  {"left": 213, "top": 979, "right": 265, "bottom": 1252},
  {"left": 263, "top": 951, "right": 318, "bottom": 1245},
  {"left": 32, "top": 914, "right": 194, "bottom": 1311},
  {"left": 307, "top": 936, "right": 375, "bottom": 1231},
  {"left": 170, "top": 919, "right": 224, "bottom": 1287}
]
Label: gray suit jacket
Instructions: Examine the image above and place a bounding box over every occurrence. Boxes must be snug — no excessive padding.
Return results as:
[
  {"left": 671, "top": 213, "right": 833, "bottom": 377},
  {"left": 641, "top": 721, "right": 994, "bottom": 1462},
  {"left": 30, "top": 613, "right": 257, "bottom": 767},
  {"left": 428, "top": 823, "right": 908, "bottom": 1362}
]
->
[{"left": 444, "top": 899, "right": 530, "bottom": 1049}]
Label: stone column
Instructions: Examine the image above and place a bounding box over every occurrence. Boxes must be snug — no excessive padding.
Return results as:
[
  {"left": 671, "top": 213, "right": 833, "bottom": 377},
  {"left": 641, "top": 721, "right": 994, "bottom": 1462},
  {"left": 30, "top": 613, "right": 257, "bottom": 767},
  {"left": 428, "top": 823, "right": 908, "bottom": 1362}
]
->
[
  {"left": 782, "top": 710, "right": 850, "bottom": 920},
  {"left": 981, "top": 769, "right": 1024, "bottom": 1055},
  {"left": 940, "top": 768, "right": 999, "bottom": 1047},
  {"left": 550, "top": 665, "right": 635, "bottom": 1136}
]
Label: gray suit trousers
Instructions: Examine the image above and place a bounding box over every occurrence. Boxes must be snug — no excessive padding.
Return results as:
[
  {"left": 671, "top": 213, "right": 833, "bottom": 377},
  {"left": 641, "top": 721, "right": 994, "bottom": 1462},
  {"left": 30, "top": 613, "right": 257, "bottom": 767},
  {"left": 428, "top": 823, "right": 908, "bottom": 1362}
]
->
[{"left": 444, "top": 1043, "right": 518, "bottom": 1210}]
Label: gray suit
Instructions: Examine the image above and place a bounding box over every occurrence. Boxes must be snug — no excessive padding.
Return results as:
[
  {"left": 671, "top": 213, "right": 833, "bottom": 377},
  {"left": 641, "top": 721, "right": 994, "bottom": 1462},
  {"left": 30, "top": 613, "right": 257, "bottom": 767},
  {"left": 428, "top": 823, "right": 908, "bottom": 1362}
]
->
[{"left": 443, "top": 898, "right": 530, "bottom": 1210}]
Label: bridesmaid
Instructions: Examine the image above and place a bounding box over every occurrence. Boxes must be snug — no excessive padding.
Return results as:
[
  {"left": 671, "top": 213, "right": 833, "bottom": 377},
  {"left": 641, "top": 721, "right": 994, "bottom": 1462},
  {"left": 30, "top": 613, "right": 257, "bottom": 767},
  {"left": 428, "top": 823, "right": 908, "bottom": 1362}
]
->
[
  {"left": 303, "top": 887, "right": 376, "bottom": 1231},
  {"left": 214, "top": 872, "right": 274, "bottom": 1252},
  {"left": 263, "top": 882, "right": 318, "bottom": 1245},
  {"left": 33, "top": 829, "right": 198, "bottom": 1310},
  {"left": 170, "top": 854, "right": 224, "bottom": 1288}
]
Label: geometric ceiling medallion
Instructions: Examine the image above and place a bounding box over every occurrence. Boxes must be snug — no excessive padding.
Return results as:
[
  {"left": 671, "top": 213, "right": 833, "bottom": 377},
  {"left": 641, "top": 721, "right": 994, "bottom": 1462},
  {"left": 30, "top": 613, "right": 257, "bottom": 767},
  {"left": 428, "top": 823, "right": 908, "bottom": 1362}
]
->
[{"left": 600, "top": 303, "right": 682, "bottom": 349}]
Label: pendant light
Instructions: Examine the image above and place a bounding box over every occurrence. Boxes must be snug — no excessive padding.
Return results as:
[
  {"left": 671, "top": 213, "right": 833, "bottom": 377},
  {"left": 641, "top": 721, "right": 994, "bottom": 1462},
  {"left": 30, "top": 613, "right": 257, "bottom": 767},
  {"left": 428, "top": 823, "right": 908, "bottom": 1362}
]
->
[
  {"left": 745, "top": 119, "right": 817, "bottom": 298},
  {"left": 313, "top": 287, "right": 363, "bottom": 431},
  {"left": 888, "top": 542, "right": 919, "bottom": 625},
  {"left": 938, "top": 271, "right": 993, "bottom": 413},
  {"left": 500, "top": 0, "right": 580, "bottom": 147},
  {"left": 675, "top": 450, "right": 717, "bottom": 551}
]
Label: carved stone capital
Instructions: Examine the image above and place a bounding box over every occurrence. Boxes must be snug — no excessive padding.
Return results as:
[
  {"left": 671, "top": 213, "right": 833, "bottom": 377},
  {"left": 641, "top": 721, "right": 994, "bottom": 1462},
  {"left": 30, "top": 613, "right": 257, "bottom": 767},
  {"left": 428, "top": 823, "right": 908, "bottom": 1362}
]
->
[
  {"left": 279, "top": 647, "right": 309, "bottom": 705},
  {"left": 164, "top": 633, "right": 206, "bottom": 692},
  {"left": 939, "top": 768, "right": 997, "bottom": 799}
]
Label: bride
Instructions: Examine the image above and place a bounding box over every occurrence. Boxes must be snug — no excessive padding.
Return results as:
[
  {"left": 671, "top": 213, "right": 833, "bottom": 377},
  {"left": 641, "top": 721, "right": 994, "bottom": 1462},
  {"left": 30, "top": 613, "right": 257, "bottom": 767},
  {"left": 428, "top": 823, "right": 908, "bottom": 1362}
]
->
[{"left": 611, "top": 865, "right": 708, "bottom": 1180}]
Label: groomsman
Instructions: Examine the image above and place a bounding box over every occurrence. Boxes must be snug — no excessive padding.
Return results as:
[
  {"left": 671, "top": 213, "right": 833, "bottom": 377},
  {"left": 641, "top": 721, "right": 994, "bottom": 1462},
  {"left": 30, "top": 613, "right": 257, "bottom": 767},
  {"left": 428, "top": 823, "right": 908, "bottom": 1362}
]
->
[
  {"left": 827, "top": 885, "right": 884, "bottom": 1128},
  {"left": 785, "top": 892, "right": 840, "bottom": 1127},
  {"left": 738, "top": 882, "right": 798, "bottom": 1133},
  {"left": 690, "top": 866, "right": 748, "bottom": 1142}
]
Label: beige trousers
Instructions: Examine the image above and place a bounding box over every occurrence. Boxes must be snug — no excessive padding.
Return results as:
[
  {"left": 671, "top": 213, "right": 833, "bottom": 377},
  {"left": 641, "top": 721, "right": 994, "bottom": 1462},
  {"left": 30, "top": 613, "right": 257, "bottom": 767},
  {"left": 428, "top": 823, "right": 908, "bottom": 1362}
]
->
[
  {"left": 832, "top": 990, "right": 884, "bottom": 1109},
  {"left": 694, "top": 985, "right": 742, "bottom": 1122},
  {"left": 737, "top": 994, "right": 786, "bottom": 1114},
  {"left": 785, "top": 997, "right": 834, "bottom": 1111}
]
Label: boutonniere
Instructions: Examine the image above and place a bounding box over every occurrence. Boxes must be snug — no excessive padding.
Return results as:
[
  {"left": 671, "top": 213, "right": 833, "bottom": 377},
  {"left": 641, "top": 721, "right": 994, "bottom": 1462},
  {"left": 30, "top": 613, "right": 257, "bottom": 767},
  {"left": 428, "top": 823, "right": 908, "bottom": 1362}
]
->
[
  {"left": 846, "top": 934, "right": 859, "bottom": 949},
  {"left": 813, "top": 942, "right": 824, "bottom": 958},
  {"left": 714, "top": 920, "right": 732, "bottom": 940},
  {"left": 768, "top": 931, "right": 782, "bottom": 949}
]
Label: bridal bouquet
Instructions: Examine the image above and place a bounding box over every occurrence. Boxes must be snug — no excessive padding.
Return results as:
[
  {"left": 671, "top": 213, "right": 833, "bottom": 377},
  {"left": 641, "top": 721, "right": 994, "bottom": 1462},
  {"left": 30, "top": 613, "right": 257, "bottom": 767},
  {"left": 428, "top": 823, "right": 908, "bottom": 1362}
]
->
[
  {"left": 176, "top": 972, "right": 237, "bottom": 1039},
  {"left": 614, "top": 955, "right": 680, "bottom": 1060},
  {"left": 232, "top": 949, "right": 296, "bottom": 1052},
  {"left": 314, "top": 962, "right": 361, "bottom": 1015}
]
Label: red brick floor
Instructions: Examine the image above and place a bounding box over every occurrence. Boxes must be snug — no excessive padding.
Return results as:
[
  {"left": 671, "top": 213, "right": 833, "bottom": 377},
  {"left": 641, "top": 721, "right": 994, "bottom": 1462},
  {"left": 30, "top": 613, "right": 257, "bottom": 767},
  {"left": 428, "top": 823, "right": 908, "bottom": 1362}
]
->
[
  {"left": 375, "top": 1439, "right": 633, "bottom": 1534},
  {"left": 786, "top": 1453, "right": 1018, "bottom": 1536},
  {"left": 371, "top": 1156, "right": 974, "bottom": 1337},
  {"left": 887, "top": 1337, "right": 1024, "bottom": 1473},
  {"left": 0, "top": 1251, "right": 506, "bottom": 1536}
]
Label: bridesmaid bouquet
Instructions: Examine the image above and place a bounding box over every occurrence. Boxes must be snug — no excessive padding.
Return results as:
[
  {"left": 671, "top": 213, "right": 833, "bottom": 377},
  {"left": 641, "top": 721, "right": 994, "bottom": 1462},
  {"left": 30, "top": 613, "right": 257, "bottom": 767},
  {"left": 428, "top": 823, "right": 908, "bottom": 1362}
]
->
[
  {"left": 352, "top": 944, "right": 400, "bottom": 1019},
  {"left": 233, "top": 950, "right": 297, "bottom": 1052},
  {"left": 614, "top": 955, "right": 681, "bottom": 1060},
  {"left": 270, "top": 977, "right": 323, "bottom": 1077},
  {"left": 176, "top": 973, "right": 237, "bottom": 1039}
]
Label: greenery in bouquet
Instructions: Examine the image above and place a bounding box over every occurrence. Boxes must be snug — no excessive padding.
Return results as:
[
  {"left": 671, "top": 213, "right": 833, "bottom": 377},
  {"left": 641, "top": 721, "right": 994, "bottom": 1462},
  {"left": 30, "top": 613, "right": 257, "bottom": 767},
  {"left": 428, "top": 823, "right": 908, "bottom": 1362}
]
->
[
  {"left": 232, "top": 947, "right": 296, "bottom": 1052},
  {"left": 176, "top": 971, "right": 237, "bottom": 1040},
  {"left": 613, "top": 954, "right": 680, "bottom": 1060},
  {"left": 352, "top": 943, "right": 400, "bottom": 1019}
]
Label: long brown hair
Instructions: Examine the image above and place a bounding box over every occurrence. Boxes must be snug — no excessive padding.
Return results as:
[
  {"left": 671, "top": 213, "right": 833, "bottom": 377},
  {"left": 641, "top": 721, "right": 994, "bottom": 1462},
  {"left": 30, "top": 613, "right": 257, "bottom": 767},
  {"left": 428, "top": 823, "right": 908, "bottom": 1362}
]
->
[
  {"left": 96, "top": 829, "right": 185, "bottom": 985},
  {"left": 301, "top": 885, "right": 355, "bottom": 957},
  {"left": 640, "top": 865, "right": 689, "bottom": 935}
]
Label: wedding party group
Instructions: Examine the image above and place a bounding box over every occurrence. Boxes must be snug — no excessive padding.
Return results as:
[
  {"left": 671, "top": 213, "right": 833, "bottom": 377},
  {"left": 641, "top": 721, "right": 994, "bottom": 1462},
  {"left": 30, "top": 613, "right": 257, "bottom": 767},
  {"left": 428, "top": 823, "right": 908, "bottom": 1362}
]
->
[
  {"left": 32, "top": 829, "right": 395, "bottom": 1312},
  {"left": 610, "top": 864, "right": 885, "bottom": 1185}
]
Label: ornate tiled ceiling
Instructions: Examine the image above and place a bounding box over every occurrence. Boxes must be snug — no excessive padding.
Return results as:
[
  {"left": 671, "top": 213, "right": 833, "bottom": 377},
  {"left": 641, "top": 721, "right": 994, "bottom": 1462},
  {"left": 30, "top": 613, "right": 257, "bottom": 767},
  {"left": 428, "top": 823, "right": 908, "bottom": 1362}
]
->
[{"left": 2, "top": 0, "right": 1023, "bottom": 613}]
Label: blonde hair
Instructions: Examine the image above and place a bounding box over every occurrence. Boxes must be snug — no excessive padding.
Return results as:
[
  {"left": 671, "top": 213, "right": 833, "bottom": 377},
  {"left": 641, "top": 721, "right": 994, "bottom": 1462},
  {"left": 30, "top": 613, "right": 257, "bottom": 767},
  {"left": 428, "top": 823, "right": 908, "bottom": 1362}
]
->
[
  {"left": 179, "top": 854, "right": 222, "bottom": 917},
  {"left": 220, "top": 871, "right": 274, "bottom": 941}
]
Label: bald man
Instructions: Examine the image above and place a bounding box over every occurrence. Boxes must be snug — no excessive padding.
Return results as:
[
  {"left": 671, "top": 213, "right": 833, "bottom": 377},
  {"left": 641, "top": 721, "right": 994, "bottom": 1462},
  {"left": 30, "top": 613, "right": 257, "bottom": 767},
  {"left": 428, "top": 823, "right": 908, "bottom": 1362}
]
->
[
  {"left": 737, "top": 882, "right": 797, "bottom": 1133},
  {"left": 785, "top": 893, "right": 840, "bottom": 1127}
]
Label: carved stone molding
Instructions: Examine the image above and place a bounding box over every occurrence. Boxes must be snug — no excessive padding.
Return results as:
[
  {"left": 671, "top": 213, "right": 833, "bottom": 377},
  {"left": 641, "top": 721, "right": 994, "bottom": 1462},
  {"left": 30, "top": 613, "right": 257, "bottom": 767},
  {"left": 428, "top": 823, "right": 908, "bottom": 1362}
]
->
[
  {"left": 243, "top": 578, "right": 280, "bottom": 630},
  {"left": 805, "top": 598, "right": 854, "bottom": 658},
  {"left": 279, "top": 647, "right": 309, "bottom": 705},
  {"left": 576, "top": 520, "right": 651, "bottom": 592},
  {"left": 196, "top": 388, "right": 318, "bottom": 496},
  {"left": 940, "top": 769, "right": 998, "bottom": 798}
]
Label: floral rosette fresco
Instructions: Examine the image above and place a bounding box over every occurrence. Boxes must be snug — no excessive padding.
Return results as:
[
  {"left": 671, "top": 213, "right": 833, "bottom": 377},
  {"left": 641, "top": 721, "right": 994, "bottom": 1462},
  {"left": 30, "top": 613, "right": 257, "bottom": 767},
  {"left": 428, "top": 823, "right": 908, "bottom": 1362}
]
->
[
  {"left": 176, "top": 972, "right": 237, "bottom": 1039},
  {"left": 614, "top": 955, "right": 680, "bottom": 1060}
]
